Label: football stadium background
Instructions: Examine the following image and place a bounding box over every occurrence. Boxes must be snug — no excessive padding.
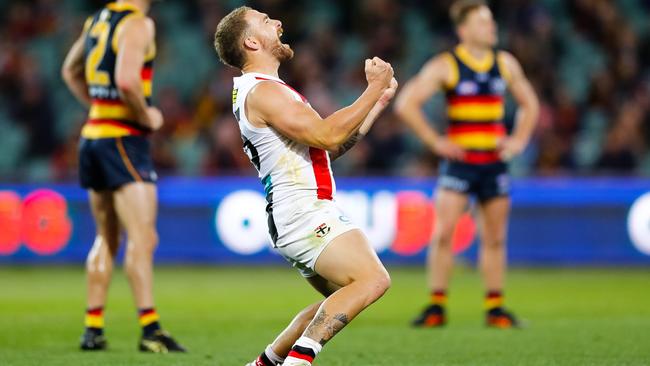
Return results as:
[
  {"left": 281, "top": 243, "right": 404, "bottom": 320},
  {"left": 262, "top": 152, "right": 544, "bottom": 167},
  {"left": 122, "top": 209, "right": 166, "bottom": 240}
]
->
[{"left": 1, "top": 0, "right": 650, "bottom": 365}]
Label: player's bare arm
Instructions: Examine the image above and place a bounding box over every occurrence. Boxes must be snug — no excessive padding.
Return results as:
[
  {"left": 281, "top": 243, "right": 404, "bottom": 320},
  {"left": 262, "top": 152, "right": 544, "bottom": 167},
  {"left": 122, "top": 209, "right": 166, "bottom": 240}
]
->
[
  {"left": 329, "top": 77, "right": 399, "bottom": 160},
  {"left": 497, "top": 51, "right": 539, "bottom": 161},
  {"left": 247, "top": 57, "right": 394, "bottom": 152},
  {"left": 395, "top": 55, "right": 465, "bottom": 161},
  {"left": 114, "top": 16, "right": 162, "bottom": 131},
  {"left": 62, "top": 23, "right": 91, "bottom": 108}
]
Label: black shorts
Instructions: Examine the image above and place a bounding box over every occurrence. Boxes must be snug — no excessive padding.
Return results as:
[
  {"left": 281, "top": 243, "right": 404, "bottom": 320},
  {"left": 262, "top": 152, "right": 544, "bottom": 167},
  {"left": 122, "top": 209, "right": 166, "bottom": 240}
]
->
[
  {"left": 78, "top": 136, "right": 157, "bottom": 191},
  {"left": 437, "top": 161, "right": 510, "bottom": 202}
]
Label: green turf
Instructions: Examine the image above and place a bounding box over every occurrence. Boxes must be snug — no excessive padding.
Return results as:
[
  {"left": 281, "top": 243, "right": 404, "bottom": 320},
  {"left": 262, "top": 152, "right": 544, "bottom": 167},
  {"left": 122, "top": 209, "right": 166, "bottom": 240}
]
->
[{"left": 0, "top": 265, "right": 649, "bottom": 366}]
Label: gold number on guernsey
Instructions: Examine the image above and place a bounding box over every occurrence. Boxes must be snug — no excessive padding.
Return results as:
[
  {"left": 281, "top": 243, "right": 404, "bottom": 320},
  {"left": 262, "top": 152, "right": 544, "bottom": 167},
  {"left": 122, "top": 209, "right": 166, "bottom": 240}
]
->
[
  {"left": 232, "top": 88, "right": 238, "bottom": 105},
  {"left": 85, "top": 19, "right": 111, "bottom": 86}
]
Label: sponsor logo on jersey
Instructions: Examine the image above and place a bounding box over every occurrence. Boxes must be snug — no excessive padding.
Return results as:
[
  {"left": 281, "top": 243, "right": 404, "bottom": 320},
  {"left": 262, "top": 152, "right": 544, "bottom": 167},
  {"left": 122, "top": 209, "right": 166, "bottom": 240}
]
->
[
  {"left": 457, "top": 81, "right": 479, "bottom": 95},
  {"left": 314, "top": 223, "right": 331, "bottom": 238},
  {"left": 490, "top": 78, "right": 506, "bottom": 94}
]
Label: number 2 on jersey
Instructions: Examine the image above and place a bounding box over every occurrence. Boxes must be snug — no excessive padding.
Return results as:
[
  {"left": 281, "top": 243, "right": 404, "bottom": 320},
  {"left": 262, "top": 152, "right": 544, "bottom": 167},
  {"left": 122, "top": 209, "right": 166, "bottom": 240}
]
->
[{"left": 85, "top": 20, "right": 111, "bottom": 86}]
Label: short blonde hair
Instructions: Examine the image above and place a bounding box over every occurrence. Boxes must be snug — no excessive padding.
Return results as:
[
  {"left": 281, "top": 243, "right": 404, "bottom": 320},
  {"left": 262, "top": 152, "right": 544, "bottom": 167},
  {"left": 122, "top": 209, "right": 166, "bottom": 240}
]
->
[
  {"left": 450, "top": 0, "right": 487, "bottom": 26},
  {"left": 214, "top": 6, "right": 252, "bottom": 69}
]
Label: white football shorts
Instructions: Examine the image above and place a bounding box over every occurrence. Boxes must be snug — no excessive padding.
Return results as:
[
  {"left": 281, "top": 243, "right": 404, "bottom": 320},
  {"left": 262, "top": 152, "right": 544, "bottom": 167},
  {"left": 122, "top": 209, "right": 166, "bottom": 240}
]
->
[{"left": 271, "top": 198, "right": 358, "bottom": 277}]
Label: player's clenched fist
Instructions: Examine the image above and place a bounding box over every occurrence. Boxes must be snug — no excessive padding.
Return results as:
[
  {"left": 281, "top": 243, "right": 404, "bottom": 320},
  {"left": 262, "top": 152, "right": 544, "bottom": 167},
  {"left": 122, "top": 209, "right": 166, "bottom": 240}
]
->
[{"left": 365, "top": 57, "right": 394, "bottom": 89}]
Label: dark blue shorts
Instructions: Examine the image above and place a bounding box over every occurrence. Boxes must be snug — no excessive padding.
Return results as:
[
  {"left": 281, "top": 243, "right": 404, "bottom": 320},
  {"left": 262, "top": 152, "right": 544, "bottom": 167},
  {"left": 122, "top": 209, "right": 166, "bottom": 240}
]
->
[
  {"left": 78, "top": 136, "right": 157, "bottom": 191},
  {"left": 437, "top": 161, "right": 510, "bottom": 202}
]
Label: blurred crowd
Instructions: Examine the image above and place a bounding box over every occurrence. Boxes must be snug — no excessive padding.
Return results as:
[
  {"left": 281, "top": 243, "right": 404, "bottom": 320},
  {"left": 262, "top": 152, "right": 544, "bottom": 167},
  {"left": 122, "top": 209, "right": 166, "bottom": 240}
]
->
[{"left": 0, "top": 0, "right": 649, "bottom": 182}]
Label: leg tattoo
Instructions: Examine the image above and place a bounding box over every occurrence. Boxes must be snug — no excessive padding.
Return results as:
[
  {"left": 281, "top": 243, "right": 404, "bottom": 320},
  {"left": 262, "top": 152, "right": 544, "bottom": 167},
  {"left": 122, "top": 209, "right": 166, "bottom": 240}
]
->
[{"left": 304, "top": 309, "right": 350, "bottom": 345}]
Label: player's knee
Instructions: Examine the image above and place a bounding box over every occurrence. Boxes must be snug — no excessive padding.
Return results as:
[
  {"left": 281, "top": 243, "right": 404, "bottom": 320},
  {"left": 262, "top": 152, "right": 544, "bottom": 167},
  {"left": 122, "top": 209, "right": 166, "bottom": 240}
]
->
[
  {"left": 377, "top": 270, "right": 391, "bottom": 294},
  {"left": 483, "top": 236, "right": 505, "bottom": 249},
  {"left": 137, "top": 224, "right": 158, "bottom": 243},
  {"left": 434, "top": 227, "right": 455, "bottom": 249},
  {"left": 127, "top": 226, "right": 159, "bottom": 251},
  {"left": 366, "top": 269, "right": 391, "bottom": 301},
  {"left": 149, "top": 228, "right": 159, "bottom": 248}
]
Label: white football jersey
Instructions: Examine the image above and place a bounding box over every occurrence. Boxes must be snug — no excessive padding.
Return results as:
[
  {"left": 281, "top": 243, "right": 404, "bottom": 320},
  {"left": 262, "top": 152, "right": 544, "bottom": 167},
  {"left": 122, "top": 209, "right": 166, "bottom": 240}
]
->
[{"left": 232, "top": 72, "right": 336, "bottom": 242}]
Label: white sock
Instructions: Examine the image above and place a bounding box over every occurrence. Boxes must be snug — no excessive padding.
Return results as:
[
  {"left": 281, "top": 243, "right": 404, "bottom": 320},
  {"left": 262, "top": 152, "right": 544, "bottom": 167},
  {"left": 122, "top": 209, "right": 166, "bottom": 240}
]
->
[
  {"left": 265, "top": 344, "right": 285, "bottom": 365},
  {"left": 295, "top": 336, "right": 322, "bottom": 354},
  {"left": 285, "top": 336, "right": 322, "bottom": 364}
]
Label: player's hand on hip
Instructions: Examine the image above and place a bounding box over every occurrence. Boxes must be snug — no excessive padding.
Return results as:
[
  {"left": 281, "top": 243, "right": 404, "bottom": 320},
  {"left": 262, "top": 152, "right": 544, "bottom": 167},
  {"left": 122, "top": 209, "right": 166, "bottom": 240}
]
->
[
  {"left": 145, "top": 107, "right": 164, "bottom": 131},
  {"left": 498, "top": 136, "right": 526, "bottom": 162},
  {"left": 433, "top": 138, "right": 465, "bottom": 161},
  {"left": 365, "top": 57, "right": 394, "bottom": 90}
]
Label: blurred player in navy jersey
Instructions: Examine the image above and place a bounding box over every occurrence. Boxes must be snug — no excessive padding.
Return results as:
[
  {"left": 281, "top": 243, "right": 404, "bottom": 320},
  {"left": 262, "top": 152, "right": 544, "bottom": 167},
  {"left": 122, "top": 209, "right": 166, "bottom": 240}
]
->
[
  {"left": 396, "top": 0, "right": 539, "bottom": 328},
  {"left": 62, "top": 0, "right": 185, "bottom": 352}
]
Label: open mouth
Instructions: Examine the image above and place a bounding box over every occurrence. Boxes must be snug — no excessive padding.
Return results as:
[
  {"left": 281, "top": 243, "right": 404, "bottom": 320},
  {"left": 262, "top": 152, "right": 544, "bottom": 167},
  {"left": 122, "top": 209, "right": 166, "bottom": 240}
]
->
[{"left": 278, "top": 28, "right": 283, "bottom": 39}]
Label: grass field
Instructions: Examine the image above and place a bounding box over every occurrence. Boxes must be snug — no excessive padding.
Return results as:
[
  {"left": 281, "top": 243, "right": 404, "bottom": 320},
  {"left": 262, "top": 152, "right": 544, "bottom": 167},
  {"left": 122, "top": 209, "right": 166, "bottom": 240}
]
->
[{"left": 1, "top": 265, "right": 649, "bottom": 366}]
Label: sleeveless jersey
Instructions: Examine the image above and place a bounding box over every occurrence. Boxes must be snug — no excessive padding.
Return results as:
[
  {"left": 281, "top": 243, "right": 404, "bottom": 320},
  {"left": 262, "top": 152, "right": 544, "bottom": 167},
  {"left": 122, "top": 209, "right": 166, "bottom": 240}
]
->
[
  {"left": 232, "top": 73, "right": 336, "bottom": 229},
  {"left": 81, "top": 2, "right": 156, "bottom": 139},
  {"left": 444, "top": 45, "right": 509, "bottom": 164}
]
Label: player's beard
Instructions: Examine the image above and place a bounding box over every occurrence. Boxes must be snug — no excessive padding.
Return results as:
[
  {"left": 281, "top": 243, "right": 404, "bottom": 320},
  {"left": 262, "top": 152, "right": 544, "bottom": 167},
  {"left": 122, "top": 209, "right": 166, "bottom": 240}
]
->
[{"left": 269, "top": 40, "right": 294, "bottom": 62}]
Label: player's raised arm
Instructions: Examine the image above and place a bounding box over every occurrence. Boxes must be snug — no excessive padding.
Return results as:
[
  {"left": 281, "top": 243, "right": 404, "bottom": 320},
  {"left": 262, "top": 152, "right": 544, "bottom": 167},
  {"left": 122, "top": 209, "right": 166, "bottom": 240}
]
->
[
  {"left": 247, "top": 57, "right": 394, "bottom": 152},
  {"left": 395, "top": 55, "right": 465, "bottom": 161},
  {"left": 329, "top": 77, "right": 398, "bottom": 160},
  {"left": 497, "top": 51, "right": 540, "bottom": 160},
  {"left": 62, "top": 20, "right": 92, "bottom": 108},
  {"left": 114, "top": 16, "right": 162, "bottom": 131}
]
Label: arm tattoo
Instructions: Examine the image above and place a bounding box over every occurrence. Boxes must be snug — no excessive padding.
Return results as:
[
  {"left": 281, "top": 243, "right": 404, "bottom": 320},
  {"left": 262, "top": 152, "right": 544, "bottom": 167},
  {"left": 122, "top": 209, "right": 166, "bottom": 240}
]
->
[
  {"left": 303, "top": 309, "right": 350, "bottom": 346},
  {"left": 329, "top": 132, "right": 364, "bottom": 161}
]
